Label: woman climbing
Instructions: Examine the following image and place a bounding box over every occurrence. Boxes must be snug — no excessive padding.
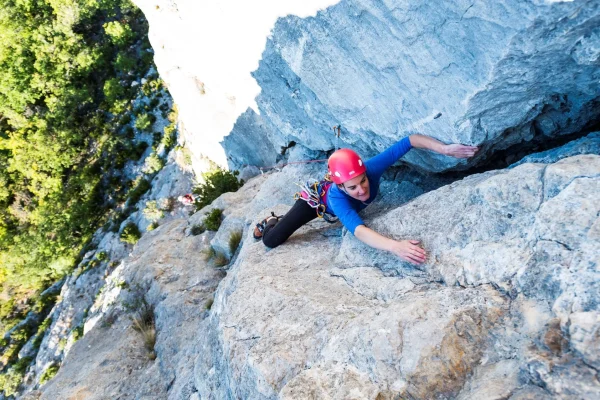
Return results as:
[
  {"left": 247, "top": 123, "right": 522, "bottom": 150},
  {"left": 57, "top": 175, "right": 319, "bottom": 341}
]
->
[{"left": 253, "top": 134, "right": 479, "bottom": 265}]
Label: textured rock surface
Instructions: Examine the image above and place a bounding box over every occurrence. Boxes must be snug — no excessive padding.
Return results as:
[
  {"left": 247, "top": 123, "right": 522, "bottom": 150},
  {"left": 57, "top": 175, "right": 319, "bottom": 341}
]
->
[
  {"left": 224, "top": 0, "right": 600, "bottom": 172},
  {"left": 24, "top": 0, "right": 600, "bottom": 396},
  {"left": 31, "top": 151, "right": 599, "bottom": 399},
  {"left": 36, "top": 218, "right": 224, "bottom": 400},
  {"left": 18, "top": 153, "right": 195, "bottom": 394},
  {"left": 511, "top": 131, "right": 600, "bottom": 167}
]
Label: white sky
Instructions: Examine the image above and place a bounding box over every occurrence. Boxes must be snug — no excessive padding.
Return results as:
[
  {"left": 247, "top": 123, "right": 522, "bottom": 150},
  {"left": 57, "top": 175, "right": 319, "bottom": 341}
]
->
[{"left": 137, "top": 0, "right": 340, "bottom": 171}]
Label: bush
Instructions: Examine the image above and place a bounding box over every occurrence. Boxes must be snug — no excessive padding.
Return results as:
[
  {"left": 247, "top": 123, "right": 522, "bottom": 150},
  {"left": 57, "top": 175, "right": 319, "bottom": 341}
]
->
[
  {"left": 71, "top": 325, "right": 84, "bottom": 342},
  {"left": 115, "top": 52, "right": 136, "bottom": 73},
  {"left": 160, "top": 197, "right": 176, "bottom": 212},
  {"left": 0, "top": 362, "right": 28, "bottom": 396},
  {"left": 39, "top": 363, "right": 60, "bottom": 385},
  {"left": 131, "top": 299, "right": 156, "bottom": 360},
  {"left": 161, "top": 123, "right": 176, "bottom": 150},
  {"left": 203, "top": 209, "right": 223, "bottom": 231},
  {"left": 143, "top": 200, "right": 163, "bottom": 222},
  {"left": 127, "top": 178, "right": 151, "bottom": 206},
  {"left": 191, "top": 224, "right": 205, "bottom": 236},
  {"left": 96, "top": 251, "right": 108, "bottom": 261},
  {"left": 213, "top": 251, "right": 229, "bottom": 267},
  {"left": 119, "top": 113, "right": 132, "bottom": 126},
  {"left": 103, "top": 78, "right": 125, "bottom": 105},
  {"left": 152, "top": 131, "right": 162, "bottom": 147},
  {"left": 135, "top": 113, "right": 153, "bottom": 132},
  {"left": 201, "top": 246, "right": 215, "bottom": 261},
  {"left": 146, "top": 222, "right": 158, "bottom": 232},
  {"left": 132, "top": 141, "right": 149, "bottom": 160},
  {"left": 123, "top": 126, "right": 135, "bottom": 140},
  {"left": 104, "top": 21, "right": 134, "bottom": 46},
  {"left": 193, "top": 168, "right": 242, "bottom": 210},
  {"left": 229, "top": 231, "right": 242, "bottom": 254},
  {"left": 120, "top": 222, "right": 141, "bottom": 245},
  {"left": 143, "top": 153, "right": 164, "bottom": 174}
]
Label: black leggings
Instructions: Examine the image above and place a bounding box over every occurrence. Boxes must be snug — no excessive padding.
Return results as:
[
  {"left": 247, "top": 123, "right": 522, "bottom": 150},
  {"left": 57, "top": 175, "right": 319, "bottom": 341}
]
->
[{"left": 262, "top": 199, "right": 318, "bottom": 248}]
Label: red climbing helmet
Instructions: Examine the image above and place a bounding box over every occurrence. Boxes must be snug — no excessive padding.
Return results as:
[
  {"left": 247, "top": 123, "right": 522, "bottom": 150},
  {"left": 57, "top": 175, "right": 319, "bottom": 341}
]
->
[{"left": 328, "top": 148, "right": 366, "bottom": 184}]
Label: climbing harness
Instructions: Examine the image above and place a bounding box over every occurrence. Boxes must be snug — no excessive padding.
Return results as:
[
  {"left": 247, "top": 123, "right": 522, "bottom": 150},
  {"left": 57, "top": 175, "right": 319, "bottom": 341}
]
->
[{"left": 294, "top": 175, "right": 338, "bottom": 223}]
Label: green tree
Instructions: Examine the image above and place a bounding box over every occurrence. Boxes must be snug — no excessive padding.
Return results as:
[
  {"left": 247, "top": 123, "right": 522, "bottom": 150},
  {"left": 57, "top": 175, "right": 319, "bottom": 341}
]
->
[{"left": 104, "top": 21, "right": 134, "bottom": 46}]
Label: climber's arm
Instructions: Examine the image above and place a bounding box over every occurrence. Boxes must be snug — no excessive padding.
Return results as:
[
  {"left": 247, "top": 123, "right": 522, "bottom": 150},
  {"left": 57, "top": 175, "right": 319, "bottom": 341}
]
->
[
  {"left": 409, "top": 134, "right": 479, "bottom": 158},
  {"left": 354, "top": 225, "right": 426, "bottom": 265}
]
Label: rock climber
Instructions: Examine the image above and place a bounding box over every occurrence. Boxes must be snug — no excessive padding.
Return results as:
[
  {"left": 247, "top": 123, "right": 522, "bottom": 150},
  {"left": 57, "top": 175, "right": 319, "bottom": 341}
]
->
[{"left": 253, "top": 134, "right": 479, "bottom": 265}]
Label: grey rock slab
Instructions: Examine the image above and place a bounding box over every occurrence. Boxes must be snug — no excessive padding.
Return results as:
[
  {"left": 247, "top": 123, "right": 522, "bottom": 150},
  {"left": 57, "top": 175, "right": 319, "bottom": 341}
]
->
[
  {"left": 31, "top": 149, "right": 600, "bottom": 398},
  {"left": 224, "top": 0, "right": 600, "bottom": 172},
  {"left": 194, "top": 214, "right": 507, "bottom": 398},
  {"left": 37, "top": 218, "right": 225, "bottom": 399}
]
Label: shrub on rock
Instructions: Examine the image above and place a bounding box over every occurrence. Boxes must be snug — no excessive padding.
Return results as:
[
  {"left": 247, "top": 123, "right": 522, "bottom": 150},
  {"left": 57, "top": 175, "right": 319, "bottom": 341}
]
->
[{"left": 120, "top": 222, "right": 141, "bottom": 244}]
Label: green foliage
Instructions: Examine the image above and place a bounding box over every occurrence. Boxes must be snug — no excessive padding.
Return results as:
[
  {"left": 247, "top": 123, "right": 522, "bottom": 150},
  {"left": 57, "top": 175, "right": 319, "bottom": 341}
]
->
[
  {"left": 39, "top": 363, "right": 60, "bottom": 385},
  {"left": 205, "top": 298, "right": 214, "bottom": 310},
  {"left": 127, "top": 178, "right": 151, "bottom": 205},
  {"left": 143, "top": 200, "right": 164, "bottom": 222},
  {"left": 180, "top": 146, "right": 193, "bottom": 166},
  {"left": 160, "top": 197, "right": 176, "bottom": 212},
  {"left": 0, "top": 0, "right": 172, "bottom": 373},
  {"left": 71, "top": 325, "right": 84, "bottom": 342},
  {"left": 193, "top": 168, "right": 242, "bottom": 210},
  {"left": 120, "top": 222, "right": 141, "bottom": 245},
  {"left": 146, "top": 222, "right": 158, "bottom": 231},
  {"left": 130, "top": 297, "right": 156, "bottom": 360},
  {"left": 0, "top": 360, "right": 28, "bottom": 396},
  {"left": 115, "top": 52, "right": 136, "bottom": 73},
  {"left": 229, "top": 231, "right": 242, "bottom": 254},
  {"left": 104, "top": 21, "right": 134, "bottom": 46},
  {"left": 203, "top": 209, "right": 223, "bottom": 231},
  {"left": 133, "top": 141, "right": 149, "bottom": 160},
  {"left": 0, "top": 359, "right": 29, "bottom": 396},
  {"left": 213, "top": 251, "right": 229, "bottom": 267},
  {"left": 32, "top": 317, "right": 53, "bottom": 350},
  {"left": 161, "top": 123, "right": 176, "bottom": 151},
  {"left": 104, "top": 78, "right": 125, "bottom": 105},
  {"left": 96, "top": 251, "right": 108, "bottom": 261},
  {"left": 191, "top": 224, "right": 205, "bottom": 236},
  {"left": 143, "top": 152, "right": 164, "bottom": 174},
  {"left": 201, "top": 246, "right": 215, "bottom": 261},
  {"left": 135, "top": 113, "right": 153, "bottom": 132}
]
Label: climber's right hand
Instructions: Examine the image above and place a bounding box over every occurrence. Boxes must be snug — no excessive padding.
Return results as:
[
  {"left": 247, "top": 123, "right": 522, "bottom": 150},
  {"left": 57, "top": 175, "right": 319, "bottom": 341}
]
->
[{"left": 388, "top": 239, "right": 427, "bottom": 265}]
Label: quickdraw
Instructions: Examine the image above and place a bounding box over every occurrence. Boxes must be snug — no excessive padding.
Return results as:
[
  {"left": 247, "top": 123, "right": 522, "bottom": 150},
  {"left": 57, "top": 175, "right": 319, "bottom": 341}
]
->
[{"left": 294, "top": 175, "right": 339, "bottom": 223}]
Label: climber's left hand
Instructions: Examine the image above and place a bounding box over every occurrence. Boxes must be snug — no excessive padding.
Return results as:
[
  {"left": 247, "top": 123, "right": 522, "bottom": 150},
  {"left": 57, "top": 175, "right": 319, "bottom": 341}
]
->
[{"left": 444, "top": 144, "right": 479, "bottom": 158}]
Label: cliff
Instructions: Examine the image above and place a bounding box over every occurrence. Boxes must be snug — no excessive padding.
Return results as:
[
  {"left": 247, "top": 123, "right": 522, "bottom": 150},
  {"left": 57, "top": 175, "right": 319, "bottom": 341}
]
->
[
  {"left": 17, "top": 0, "right": 600, "bottom": 399},
  {"left": 30, "top": 137, "right": 600, "bottom": 399}
]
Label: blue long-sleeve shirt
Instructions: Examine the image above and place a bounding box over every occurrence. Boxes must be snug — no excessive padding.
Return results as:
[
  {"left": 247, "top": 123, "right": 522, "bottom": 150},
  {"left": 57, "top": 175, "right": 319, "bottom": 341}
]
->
[{"left": 326, "top": 137, "right": 413, "bottom": 234}]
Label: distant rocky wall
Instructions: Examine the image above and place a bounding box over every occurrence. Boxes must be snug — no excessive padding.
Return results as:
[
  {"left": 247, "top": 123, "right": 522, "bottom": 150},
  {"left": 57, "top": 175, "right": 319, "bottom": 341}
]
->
[{"left": 224, "top": 0, "right": 600, "bottom": 172}]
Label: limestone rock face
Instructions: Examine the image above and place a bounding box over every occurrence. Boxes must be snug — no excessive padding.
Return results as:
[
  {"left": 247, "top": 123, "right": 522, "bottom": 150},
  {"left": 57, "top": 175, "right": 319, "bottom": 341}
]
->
[
  {"left": 190, "top": 154, "right": 599, "bottom": 399},
  {"left": 224, "top": 0, "right": 600, "bottom": 171},
  {"left": 37, "top": 219, "right": 225, "bottom": 400},
  {"left": 32, "top": 146, "right": 600, "bottom": 399}
]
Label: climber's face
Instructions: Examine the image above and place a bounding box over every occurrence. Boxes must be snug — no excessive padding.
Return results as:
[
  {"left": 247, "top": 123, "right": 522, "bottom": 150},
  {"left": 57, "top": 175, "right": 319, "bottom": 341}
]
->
[{"left": 341, "top": 173, "right": 370, "bottom": 201}]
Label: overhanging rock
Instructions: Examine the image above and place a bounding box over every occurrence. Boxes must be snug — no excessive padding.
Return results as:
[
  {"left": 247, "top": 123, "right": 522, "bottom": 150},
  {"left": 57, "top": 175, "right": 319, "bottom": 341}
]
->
[{"left": 225, "top": 0, "right": 600, "bottom": 172}]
